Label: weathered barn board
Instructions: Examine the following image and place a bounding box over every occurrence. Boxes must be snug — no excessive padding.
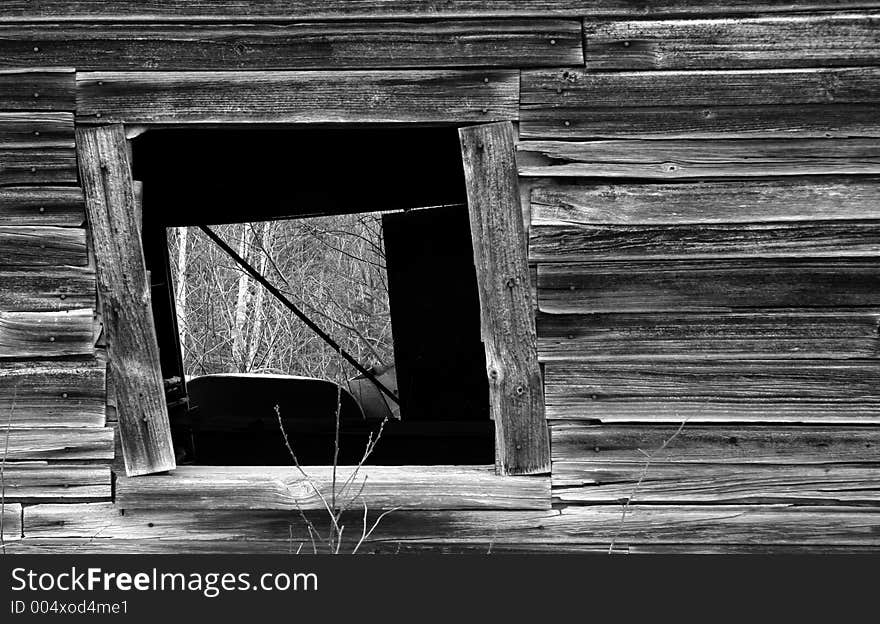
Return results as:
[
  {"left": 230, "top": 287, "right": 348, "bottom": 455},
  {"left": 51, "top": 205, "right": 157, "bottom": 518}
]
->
[
  {"left": 1, "top": 1, "right": 876, "bottom": 20},
  {"left": 0, "top": 267, "right": 95, "bottom": 312},
  {"left": 584, "top": 12, "right": 880, "bottom": 70},
  {"left": 0, "top": 226, "right": 87, "bottom": 266},
  {"left": 545, "top": 361, "right": 880, "bottom": 401},
  {"left": 0, "top": 21, "right": 582, "bottom": 70},
  {"left": 531, "top": 221, "right": 880, "bottom": 261},
  {"left": 0, "top": 463, "right": 111, "bottom": 502},
  {"left": 522, "top": 103, "right": 880, "bottom": 139},
  {"left": 537, "top": 260, "right": 880, "bottom": 313},
  {"left": 76, "top": 70, "right": 520, "bottom": 124},
  {"left": 0, "top": 149, "right": 77, "bottom": 186},
  {"left": 0, "top": 361, "right": 105, "bottom": 427},
  {"left": 0, "top": 309, "right": 95, "bottom": 359},
  {"left": 77, "top": 124, "right": 174, "bottom": 477},
  {"left": 0, "top": 504, "right": 22, "bottom": 541},
  {"left": 544, "top": 398, "right": 880, "bottom": 423},
  {"left": 2, "top": 428, "right": 114, "bottom": 460},
  {"left": 459, "top": 122, "right": 550, "bottom": 475},
  {"left": 529, "top": 178, "right": 880, "bottom": 224},
  {"left": 23, "top": 501, "right": 880, "bottom": 547},
  {"left": 0, "top": 112, "right": 74, "bottom": 147},
  {"left": 553, "top": 463, "right": 880, "bottom": 504},
  {"left": 536, "top": 311, "right": 880, "bottom": 360},
  {"left": 521, "top": 67, "right": 880, "bottom": 138},
  {"left": 517, "top": 139, "right": 880, "bottom": 178},
  {"left": 0, "top": 186, "right": 84, "bottom": 226},
  {"left": 115, "top": 465, "right": 551, "bottom": 511},
  {"left": 551, "top": 422, "right": 880, "bottom": 465},
  {"left": 0, "top": 68, "right": 74, "bottom": 111}
]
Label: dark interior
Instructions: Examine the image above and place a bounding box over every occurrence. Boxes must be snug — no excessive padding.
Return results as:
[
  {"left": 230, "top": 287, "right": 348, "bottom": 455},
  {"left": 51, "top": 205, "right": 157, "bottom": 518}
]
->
[{"left": 131, "top": 127, "right": 493, "bottom": 466}]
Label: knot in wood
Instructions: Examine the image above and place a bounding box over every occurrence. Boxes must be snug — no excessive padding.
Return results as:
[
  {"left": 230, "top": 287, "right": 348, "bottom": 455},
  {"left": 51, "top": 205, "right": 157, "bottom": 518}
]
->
[
  {"left": 505, "top": 277, "right": 517, "bottom": 289},
  {"left": 515, "top": 385, "right": 525, "bottom": 396}
]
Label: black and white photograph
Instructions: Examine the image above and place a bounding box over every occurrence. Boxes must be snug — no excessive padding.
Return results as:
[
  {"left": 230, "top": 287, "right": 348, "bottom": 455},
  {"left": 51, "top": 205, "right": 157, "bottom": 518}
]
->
[{"left": 0, "top": 2, "right": 878, "bottom": 615}]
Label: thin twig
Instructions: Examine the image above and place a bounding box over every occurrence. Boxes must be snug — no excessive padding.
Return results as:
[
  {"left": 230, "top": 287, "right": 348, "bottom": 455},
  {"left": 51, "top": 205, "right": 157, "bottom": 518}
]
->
[
  {"left": 607, "top": 419, "right": 688, "bottom": 555},
  {"left": 1, "top": 385, "right": 17, "bottom": 554}
]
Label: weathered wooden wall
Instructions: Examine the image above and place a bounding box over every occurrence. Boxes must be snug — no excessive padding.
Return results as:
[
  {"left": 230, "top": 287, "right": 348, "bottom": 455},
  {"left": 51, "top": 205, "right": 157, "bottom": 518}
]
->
[{"left": 1, "top": 1, "right": 879, "bottom": 553}]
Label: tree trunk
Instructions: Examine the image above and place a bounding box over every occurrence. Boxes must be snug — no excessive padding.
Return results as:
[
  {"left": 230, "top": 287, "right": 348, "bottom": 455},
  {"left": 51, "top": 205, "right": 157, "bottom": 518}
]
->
[{"left": 231, "top": 224, "right": 252, "bottom": 372}]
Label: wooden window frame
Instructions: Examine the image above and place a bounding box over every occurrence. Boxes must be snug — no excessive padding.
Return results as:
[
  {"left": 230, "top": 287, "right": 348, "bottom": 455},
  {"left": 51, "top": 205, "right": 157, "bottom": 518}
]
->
[{"left": 78, "top": 120, "right": 549, "bottom": 512}]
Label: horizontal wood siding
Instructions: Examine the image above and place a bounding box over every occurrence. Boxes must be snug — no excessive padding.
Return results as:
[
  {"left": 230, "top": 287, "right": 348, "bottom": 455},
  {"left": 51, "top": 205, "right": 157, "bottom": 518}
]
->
[
  {"left": 0, "top": 361, "right": 105, "bottom": 427},
  {"left": 536, "top": 311, "right": 880, "bottom": 360},
  {"left": 2, "top": 428, "right": 114, "bottom": 460},
  {"left": 584, "top": 12, "right": 880, "bottom": 70},
  {"left": 0, "top": 68, "right": 74, "bottom": 111},
  {"left": 520, "top": 67, "right": 880, "bottom": 138},
  {"left": 0, "top": 226, "right": 87, "bottom": 266},
  {"left": 537, "top": 260, "right": 880, "bottom": 313},
  {"left": 116, "top": 465, "right": 551, "bottom": 511},
  {"left": 1, "top": 2, "right": 877, "bottom": 20},
  {"left": 0, "top": 21, "right": 582, "bottom": 70},
  {"left": 76, "top": 70, "right": 520, "bottom": 124},
  {"left": 0, "top": 464, "right": 111, "bottom": 502},
  {"left": 0, "top": 186, "right": 84, "bottom": 226},
  {"left": 0, "top": 267, "right": 95, "bottom": 312},
  {"left": 0, "top": 309, "right": 95, "bottom": 359},
  {"left": 517, "top": 140, "right": 880, "bottom": 178}
]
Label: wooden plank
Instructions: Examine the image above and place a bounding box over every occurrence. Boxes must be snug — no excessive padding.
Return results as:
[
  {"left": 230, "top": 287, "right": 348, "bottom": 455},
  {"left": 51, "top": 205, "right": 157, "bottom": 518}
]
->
[
  {"left": 0, "top": 463, "right": 110, "bottom": 502},
  {"left": 1, "top": 2, "right": 876, "bottom": 20},
  {"left": 0, "top": 267, "right": 95, "bottom": 312},
  {"left": 550, "top": 422, "right": 880, "bottom": 465},
  {"left": 520, "top": 67, "right": 880, "bottom": 139},
  {"left": 546, "top": 360, "right": 880, "bottom": 401},
  {"left": 77, "top": 124, "right": 174, "bottom": 477},
  {"left": 537, "top": 260, "right": 880, "bottom": 313},
  {"left": 0, "top": 20, "right": 582, "bottom": 70},
  {"left": 554, "top": 463, "right": 880, "bottom": 504},
  {"left": 584, "top": 12, "right": 880, "bottom": 70},
  {"left": 530, "top": 178, "right": 880, "bottom": 224},
  {"left": 0, "top": 226, "right": 87, "bottom": 266},
  {"left": 115, "top": 465, "right": 551, "bottom": 511},
  {"left": 1, "top": 427, "right": 114, "bottom": 460},
  {"left": 0, "top": 504, "right": 22, "bottom": 541},
  {"left": 459, "top": 122, "right": 549, "bottom": 475},
  {"left": 0, "top": 68, "right": 74, "bottom": 111},
  {"left": 76, "top": 70, "right": 520, "bottom": 124},
  {"left": 0, "top": 112, "right": 76, "bottom": 186},
  {"left": 0, "top": 309, "right": 95, "bottom": 359},
  {"left": 536, "top": 311, "right": 880, "bottom": 360},
  {"left": 0, "top": 186, "right": 84, "bottom": 226},
  {"left": 517, "top": 139, "right": 880, "bottom": 178},
  {"left": 521, "top": 103, "right": 880, "bottom": 139},
  {"left": 531, "top": 221, "right": 880, "bottom": 262},
  {"left": 0, "top": 361, "right": 105, "bottom": 427}
]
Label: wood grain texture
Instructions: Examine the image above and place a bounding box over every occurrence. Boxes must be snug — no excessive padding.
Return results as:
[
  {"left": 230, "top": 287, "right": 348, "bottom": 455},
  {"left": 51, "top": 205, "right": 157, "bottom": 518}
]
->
[
  {"left": 0, "top": 68, "right": 74, "bottom": 111},
  {"left": 460, "top": 122, "right": 549, "bottom": 475},
  {"left": 537, "top": 260, "right": 880, "bottom": 313},
  {"left": 0, "top": 20, "right": 582, "bottom": 70},
  {"left": 21, "top": 501, "right": 880, "bottom": 547},
  {"left": 0, "top": 227, "right": 86, "bottom": 266},
  {"left": 0, "top": 463, "right": 111, "bottom": 502},
  {"left": 521, "top": 67, "right": 880, "bottom": 138},
  {"left": 0, "top": 112, "right": 76, "bottom": 186},
  {"left": 0, "top": 361, "right": 105, "bottom": 427},
  {"left": 115, "top": 465, "right": 551, "bottom": 511},
  {"left": 553, "top": 463, "right": 880, "bottom": 504},
  {"left": 551, "top": 422, "right": 880, "bottom": 465},
  {"left": 2, "top": 427, "right": 114, "bottom": 460},
  {"left": 517, "top": 139, "right": 880, "bottom": 178},
  {"left": 531, "top": 221, "right": 880, "bottom": 261},
  {"left": 0, "top": 504, "right": 22, "bottom": 541},
  {"left": 0, "top": 186, "right": 84, "bottom": 226},
  {"left": 76, "top": 70, "right": 519, "bottom": 124},
  {"left": 536, "top": 311, "right": 880, "bottom": 360},
  {"left": 0, "top": 1, "right": 875, "bottom": 20},
  {"left": 530, "top": 178, "right": 880, "bottom": 224},
  {"left": 77, "top": 124, "right": 174, "bottom": 476},
  {"left": 584, "top": 12, "right": 880, "bottom": 70},
  {"left": 0, "top": 309, "right": 95, "bottom": 359},
  {"left": 0, "top": 267, "right": 95, "bottom": 312}
]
